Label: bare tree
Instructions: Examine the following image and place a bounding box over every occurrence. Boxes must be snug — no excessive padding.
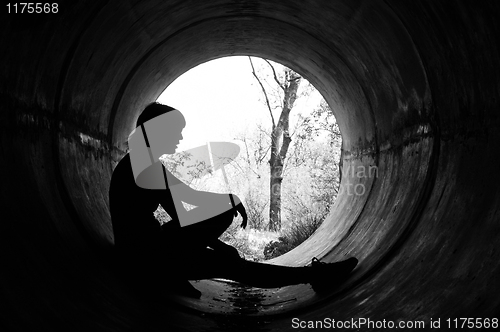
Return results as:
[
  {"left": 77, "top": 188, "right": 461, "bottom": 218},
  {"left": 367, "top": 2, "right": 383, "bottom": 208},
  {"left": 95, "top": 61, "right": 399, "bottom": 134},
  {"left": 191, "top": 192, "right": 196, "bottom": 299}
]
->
[{"left": 249, "top": 57, "right": 301, "bottom": 231}]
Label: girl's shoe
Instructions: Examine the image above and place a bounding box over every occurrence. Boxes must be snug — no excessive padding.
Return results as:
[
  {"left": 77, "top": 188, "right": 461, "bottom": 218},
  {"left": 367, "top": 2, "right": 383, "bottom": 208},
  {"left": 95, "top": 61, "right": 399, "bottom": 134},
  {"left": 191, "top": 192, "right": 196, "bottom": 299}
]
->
[{"left": 309, "top": 257, "right": 358, "bottom": 293}]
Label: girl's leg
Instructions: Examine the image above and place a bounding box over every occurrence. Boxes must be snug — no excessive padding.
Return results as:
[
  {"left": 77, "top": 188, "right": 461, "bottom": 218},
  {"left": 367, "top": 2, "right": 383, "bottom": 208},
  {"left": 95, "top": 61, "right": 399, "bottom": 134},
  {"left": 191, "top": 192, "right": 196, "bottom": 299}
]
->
[
  {"left": 180, "top": 207, "right": 236, "bottom": 251},
  {"left": 171, "top": 208, "right": 358, "bottom": 289},
  {"left": 182, "top": 248, "right": 310, "bottom": 288}
]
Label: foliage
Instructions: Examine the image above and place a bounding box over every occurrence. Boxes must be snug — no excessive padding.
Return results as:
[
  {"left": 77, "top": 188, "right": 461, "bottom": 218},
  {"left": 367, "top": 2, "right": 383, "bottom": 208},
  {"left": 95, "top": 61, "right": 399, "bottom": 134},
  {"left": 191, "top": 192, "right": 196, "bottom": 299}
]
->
[
  {"left": 161, "top": 151, "right": 212, "bottom": 188},
  {"left": 243, "top": 187, "right": 268, "bottom": 230},
  {"left": 219, "top": 220, "right": 279, "bottom": 261},
  {"left": 263, "top": 213, "right": 324, "bottom": 260},
  {"left": 219, "top": 220, "right": 255, "bottom": 259}
]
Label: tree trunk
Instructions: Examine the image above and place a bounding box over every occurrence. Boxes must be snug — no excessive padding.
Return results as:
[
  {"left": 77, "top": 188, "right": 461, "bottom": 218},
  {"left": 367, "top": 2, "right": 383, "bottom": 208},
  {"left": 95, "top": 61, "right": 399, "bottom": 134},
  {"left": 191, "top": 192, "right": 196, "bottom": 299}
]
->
[
  {"left": 269, "top": 128, "right": 283, "bottom": 231},
  {"left": 267, "top": 69, "right": 301, "bottom": 231}
]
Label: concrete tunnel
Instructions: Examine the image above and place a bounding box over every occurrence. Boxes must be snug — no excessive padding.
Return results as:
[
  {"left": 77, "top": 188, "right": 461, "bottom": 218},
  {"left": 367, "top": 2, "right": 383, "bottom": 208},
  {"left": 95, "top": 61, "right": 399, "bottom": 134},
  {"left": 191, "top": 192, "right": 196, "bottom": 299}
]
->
[{"left": 1, "top": 0, "right": 500, "bottom": 330}]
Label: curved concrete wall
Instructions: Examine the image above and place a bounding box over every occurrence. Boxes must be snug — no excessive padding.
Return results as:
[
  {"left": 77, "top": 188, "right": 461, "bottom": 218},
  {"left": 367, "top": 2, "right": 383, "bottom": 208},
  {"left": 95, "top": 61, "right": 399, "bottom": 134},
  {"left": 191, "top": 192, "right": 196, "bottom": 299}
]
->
[{"left": 1, "top": 0, "right": 499, "bottom": 330}]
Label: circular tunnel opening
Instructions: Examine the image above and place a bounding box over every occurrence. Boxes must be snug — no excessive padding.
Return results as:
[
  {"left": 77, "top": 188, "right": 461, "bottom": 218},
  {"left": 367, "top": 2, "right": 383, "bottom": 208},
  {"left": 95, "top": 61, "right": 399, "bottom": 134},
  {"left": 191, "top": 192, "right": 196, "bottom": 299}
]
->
[
  {"left": 3, "top": 1, "right": 500, "bottom": 330},
  {"left": 155, "top": 56, "right": 343, "bottom": 262}
]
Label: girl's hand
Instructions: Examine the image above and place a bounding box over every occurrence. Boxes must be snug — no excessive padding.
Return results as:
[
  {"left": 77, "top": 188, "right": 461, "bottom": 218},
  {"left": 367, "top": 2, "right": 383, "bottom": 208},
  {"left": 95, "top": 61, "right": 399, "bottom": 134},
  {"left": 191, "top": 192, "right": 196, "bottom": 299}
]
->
[{"left": 230, "top": 194, "right": 248, "bottom": 229}]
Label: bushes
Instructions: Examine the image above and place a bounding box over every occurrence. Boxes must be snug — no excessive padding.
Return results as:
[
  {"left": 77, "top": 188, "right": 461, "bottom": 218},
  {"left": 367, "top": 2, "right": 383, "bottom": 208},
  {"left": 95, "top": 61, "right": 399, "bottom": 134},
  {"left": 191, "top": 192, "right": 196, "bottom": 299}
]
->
[
  {"left": 243, "top": 187, "right": 268, "bottom": 230},
  {"left": 261, "top": 184, "right": 329, "bottom": 260},
  {"left": 219, "top": 221, "right": 255, "bottom": 259},
  {"left": 220, "top": 221, "right": 279, "bottom": 261},
  {"left": 263, "top": 213, "right": 323, "bottom": 260},
  {"left": 219, "top": 180, "right": 330, "bottom": 261}
]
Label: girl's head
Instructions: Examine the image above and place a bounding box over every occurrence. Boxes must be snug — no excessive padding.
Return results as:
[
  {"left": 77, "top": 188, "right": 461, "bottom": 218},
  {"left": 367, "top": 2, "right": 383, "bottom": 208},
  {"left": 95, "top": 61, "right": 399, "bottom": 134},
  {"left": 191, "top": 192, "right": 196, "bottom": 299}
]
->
[{"left": 136, "top": 102, "right": 186, "bottom": 156}]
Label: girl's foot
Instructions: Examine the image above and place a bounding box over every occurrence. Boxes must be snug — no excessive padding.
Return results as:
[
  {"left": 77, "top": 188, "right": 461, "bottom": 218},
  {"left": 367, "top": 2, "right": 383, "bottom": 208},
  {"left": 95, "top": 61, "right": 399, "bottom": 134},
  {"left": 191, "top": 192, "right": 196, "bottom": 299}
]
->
[{"left": 309, "top": 257, "right": 358, "bottom": 293}]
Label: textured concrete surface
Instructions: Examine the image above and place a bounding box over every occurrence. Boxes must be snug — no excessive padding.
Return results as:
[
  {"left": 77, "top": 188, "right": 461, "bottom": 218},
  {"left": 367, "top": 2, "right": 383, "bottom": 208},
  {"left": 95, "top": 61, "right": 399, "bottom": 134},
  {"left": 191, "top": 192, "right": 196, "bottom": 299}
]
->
[{"left": 1, "top": 0, "right": 499, "bottom": 331}]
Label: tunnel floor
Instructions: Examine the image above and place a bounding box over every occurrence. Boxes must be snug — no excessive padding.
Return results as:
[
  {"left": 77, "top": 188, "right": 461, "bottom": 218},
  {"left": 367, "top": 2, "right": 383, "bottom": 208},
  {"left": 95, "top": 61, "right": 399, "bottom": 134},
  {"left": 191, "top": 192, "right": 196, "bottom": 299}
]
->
[{"left": 170, "top": 264, "right": 363, "bottom": 316}]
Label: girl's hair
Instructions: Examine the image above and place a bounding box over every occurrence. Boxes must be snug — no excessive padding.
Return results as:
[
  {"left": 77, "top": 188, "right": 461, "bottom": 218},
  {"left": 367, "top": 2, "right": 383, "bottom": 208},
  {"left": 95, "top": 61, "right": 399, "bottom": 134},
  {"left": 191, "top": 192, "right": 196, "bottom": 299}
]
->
[{"left": 136, "top": 102, "right": 176, "bottom": 128}]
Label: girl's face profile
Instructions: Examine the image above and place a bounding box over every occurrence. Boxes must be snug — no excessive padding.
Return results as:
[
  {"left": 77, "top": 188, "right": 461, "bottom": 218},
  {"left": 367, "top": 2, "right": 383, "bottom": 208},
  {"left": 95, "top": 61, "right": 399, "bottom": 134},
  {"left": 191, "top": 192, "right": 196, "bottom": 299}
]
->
[
  {"left": 144, "top": 110, "right": 186, "bottom": 156},
  {"left": 164, "top": 125, "right": 184, "bottom": 154},
  {"left": 128, "top": 108, "right": 185, "bottom": 189}
]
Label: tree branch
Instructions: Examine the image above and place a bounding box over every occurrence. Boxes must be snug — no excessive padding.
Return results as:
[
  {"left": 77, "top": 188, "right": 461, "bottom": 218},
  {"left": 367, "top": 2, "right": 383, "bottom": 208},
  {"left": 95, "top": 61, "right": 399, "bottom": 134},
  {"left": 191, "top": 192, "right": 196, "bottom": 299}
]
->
[
  {"left": 249, "top": 56, "right": 276, "bottom": 128},
  {"left": 257, "top": 145, "right": 271, "bottom": 164},
  {"left": 264, "top": 59, "right": 285, "bottom": 92},
  {"left": 234, "top": 135, "right": 252, "bottom": 166},
  {"left": 230, "top": 158, "right": 262, "bottom": 178}
]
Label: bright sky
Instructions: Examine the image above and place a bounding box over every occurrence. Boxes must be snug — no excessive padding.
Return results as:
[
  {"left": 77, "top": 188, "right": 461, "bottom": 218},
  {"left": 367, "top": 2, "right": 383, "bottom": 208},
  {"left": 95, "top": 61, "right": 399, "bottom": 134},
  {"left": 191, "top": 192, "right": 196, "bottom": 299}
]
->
[{"left": 156, "top": 56, "right": 322, "bottom": 152}]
